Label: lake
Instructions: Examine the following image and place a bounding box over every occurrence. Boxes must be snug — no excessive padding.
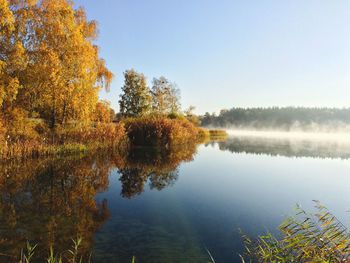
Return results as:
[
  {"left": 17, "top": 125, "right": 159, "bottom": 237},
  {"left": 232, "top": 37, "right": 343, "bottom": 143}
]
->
[{"left": 1, "top": 133, "right": 350, "bottom": 262}]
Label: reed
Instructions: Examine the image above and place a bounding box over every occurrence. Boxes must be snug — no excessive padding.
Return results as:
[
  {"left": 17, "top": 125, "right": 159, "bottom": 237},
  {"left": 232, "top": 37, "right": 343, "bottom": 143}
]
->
[
  {"left": 0, "top": 122, "right": 127, "bottom": 160},
  {"left": 240, "top": 201, "right": 350, "bottom": 262},
  {"left": 19, "top": 238, "right": 139, "bottom": 263}
]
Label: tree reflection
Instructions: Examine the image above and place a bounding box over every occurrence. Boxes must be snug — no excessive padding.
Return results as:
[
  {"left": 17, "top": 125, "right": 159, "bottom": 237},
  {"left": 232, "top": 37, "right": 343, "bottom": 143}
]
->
[
  {"left": 216, "top": 136, "right": 350, "bottom": 159},
  {"left": 0, "top": 142, "right": 199, "bottom": 261},
  {"left": 117, "top": 143, "right": 197, "bottom": 198},
  {"left": 0, "top": 156, "right": 111, "bottom": 262}
]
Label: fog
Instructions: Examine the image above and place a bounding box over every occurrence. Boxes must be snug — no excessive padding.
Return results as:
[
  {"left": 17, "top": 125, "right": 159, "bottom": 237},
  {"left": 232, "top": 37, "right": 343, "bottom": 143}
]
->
[
  {"left": 216, "top": 130, "right": 350, "bottom": 160},
  {"left": 226, "top": 129, "right": 350, "bottom": 143}
]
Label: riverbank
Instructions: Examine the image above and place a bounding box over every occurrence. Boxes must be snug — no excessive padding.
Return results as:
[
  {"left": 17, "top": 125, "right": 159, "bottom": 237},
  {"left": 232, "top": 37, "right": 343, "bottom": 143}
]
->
[
  {"left": 0, "top": 122, "right": 127, "bottom": 160},
  {"left": 0, "top": 116, "right": 223, "bottom": 160}
]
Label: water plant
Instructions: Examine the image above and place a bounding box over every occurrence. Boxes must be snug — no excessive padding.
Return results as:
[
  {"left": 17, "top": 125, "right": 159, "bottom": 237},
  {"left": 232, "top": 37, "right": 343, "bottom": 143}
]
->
[
  {"left": 18, "top": 238, "right": 137, "bottom": 263},
  {"left": 19, "top": 238, "right": 85, "bottom": 263},
  {"left": 240, "top": 201, "right": 350, "bottom": 262}
]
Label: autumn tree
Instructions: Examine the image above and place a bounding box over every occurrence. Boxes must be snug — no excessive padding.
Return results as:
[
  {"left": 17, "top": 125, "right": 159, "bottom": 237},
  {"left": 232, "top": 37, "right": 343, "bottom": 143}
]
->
[
  {"left": 2, "top": 0, "right": 113, "bottom": 128},
  {"left": 0, "top": 0, "right": 27, "bottom": 112},
  {"left": 119, "top": 69, "right": 152, "bottom": 117},
  {"left": 151, "top": 76, "right": 181, "bottom": 115}
]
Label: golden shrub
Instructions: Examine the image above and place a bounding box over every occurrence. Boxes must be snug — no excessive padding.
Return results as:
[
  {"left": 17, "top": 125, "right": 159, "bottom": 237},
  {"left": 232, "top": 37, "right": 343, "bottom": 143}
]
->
[
  {"left": 58, "top": 122, "right": 126, "bottom": 146},
  {"left": 123, "top": 116, "right": 202, "bottom": 147},
  {"left": 5, "top": 108, "right": 40, "bottom": 143}
]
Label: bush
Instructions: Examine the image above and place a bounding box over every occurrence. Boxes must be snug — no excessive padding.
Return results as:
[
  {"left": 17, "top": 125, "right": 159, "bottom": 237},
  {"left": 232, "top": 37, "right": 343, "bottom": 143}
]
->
[
  {"left": 209, "top": 129, "right": 228, "bottom": 138},
  {"left": 5, "top": 108, "right": 40, "bottom": 143},
  {"left": 197, "top": 128, "right": 210, "bottom": 140},
  {"left": 93, "top": 100, "right": 115, "bottom": 123},
  {"left": 57, "top": 122, "right": 126, "bottom": 146},
  {"left": 123, "top": 116, "right": 202, "bottom": 147}
]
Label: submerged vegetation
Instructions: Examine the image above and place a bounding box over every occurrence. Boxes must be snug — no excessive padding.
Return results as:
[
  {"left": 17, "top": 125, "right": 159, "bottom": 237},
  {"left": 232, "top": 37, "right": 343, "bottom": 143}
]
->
[{"left": 241, "top": 201, "right": 350, "bottom": 262}]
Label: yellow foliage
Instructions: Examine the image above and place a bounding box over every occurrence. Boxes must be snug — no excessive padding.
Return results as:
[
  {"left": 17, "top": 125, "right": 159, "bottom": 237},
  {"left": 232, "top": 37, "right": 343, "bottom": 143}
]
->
[
  {"left": 0, "top": 116, "right": 6, "bottom": 148},
  {"left": 1, "top": 0, "right": 113, "bottom": 127},
  {"left": 5, "top": 108, "right": 39, "bottom": 142},
  {"left": 93, "top": 100, "right": 114, "bottom": 123},
  {"left": 0, "top": 0, "right": 14, "bottom": 32}
]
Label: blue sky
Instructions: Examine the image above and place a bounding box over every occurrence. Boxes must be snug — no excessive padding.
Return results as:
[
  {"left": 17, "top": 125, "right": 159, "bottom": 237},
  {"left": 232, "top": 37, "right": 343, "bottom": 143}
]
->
[{"left": 74, "top": 0, "right": 350, "bottom": 114}]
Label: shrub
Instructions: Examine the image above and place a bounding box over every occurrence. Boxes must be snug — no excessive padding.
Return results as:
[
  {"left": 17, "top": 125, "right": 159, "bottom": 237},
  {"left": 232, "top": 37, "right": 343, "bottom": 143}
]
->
[
  {"left": 123, "top": 116, "right": 202, "bottom": 147},
  {"left": 93, "top": 100, "right": 115, "bottom": 123},
  {"left": 57, "top": 122, "right": 126, "bottom": 147},
  {"left": 209, "top": 129, "right": 228, "bottom": 138},
  {"left": 5, "top": 108, "right": 40, "bottom": 143}
]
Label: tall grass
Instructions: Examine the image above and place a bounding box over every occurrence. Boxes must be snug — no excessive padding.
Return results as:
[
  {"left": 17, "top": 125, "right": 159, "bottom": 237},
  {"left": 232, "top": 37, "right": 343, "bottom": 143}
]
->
[
  {"left": 19, "top": 238, "right": 87, "bottom": 263},
  {"left": 18, "top": 238, "right": 136, "bottom": 263},
  {"left": 241, "top": 201, "right": 350, "bottom": 262}
]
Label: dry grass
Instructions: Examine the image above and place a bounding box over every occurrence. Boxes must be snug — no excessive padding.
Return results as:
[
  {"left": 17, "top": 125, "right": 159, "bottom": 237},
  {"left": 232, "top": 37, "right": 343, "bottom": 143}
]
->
[{"left": 0, "top": 121, "right": 127, "bottom": 160}]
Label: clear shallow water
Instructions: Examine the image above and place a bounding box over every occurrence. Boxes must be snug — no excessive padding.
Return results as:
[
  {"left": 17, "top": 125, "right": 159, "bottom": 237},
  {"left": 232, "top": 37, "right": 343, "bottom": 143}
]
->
[{"left": 1, "top": 136, "right": 350, "bottom": 262}]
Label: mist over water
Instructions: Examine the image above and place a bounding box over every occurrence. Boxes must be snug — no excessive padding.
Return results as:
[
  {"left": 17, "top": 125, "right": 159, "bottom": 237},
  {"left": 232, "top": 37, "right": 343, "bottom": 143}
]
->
[
  {"left": 217, "top": 128, "right": 350, "bottom": 160},
  {"left": 226, "top": 129, "right": 350, "bottom": 143}
]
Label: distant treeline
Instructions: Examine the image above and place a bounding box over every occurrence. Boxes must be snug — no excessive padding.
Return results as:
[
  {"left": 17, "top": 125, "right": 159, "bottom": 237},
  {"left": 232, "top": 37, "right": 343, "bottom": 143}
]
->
[
  {"left": 201, "top": 107, "right": 350, "bottom": 131},
  {"left": 216, "top": 137, "right": 350, "bottom": 160}
]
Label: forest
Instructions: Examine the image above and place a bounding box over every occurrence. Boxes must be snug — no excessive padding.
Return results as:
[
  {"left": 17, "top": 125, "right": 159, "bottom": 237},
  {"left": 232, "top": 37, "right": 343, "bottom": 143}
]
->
[{"left": 201, "top": 107, "right": 350, "bottom": 131}]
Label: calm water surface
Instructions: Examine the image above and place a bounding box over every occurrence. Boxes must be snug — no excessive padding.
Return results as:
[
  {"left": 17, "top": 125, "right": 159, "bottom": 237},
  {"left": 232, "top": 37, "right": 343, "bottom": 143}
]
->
[{"left": 1, "top": 135, "right": 350, "bottom": 262}]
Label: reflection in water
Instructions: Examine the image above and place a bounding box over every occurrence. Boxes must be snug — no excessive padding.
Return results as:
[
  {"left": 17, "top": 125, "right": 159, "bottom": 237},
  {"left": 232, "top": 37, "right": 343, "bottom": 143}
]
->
[
  {"left": 118, "top": 145, "right": 196, "bottom": 198},
  {"left": 216, "top": 136, "right": 350, "bottom": 159},
  {"left": 1, "top": 137, "right": 349, "bottom": 262},
  {"left": 0, "top": 143, "right": 198, "bottom": 262},
  {"left": 0, "top": 156, "right": 111, "bottom": 262}
]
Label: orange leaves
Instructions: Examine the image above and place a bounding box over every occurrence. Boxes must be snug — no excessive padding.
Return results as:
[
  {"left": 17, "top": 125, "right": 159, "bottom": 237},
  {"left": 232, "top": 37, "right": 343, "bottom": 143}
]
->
[{"left": 93, "top": 100, "right": 114, "bottom": 123}]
